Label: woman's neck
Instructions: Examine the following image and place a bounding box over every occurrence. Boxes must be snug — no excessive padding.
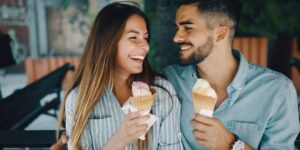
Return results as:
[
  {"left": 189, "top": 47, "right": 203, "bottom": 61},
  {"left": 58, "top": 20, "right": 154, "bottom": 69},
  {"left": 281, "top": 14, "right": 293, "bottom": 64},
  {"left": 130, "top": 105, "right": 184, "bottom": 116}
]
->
[{"left": 113, "top": 73, "right": 132, "bottom": 106}]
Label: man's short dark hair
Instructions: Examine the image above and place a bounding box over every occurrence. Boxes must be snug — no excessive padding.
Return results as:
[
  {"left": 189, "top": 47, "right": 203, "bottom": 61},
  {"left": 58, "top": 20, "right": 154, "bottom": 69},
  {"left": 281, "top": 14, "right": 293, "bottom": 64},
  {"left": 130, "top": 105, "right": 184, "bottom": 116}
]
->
[{"left": 179, "top": 0, "right": 241, "bottom": 40}]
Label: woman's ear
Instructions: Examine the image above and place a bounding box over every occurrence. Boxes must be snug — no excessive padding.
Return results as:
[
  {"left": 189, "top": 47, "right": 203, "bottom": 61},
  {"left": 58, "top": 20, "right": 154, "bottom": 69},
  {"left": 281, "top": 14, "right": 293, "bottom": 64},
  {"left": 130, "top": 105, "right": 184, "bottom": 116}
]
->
[{"left": 215, "top": 25, "right": 229, "bottom": 42}]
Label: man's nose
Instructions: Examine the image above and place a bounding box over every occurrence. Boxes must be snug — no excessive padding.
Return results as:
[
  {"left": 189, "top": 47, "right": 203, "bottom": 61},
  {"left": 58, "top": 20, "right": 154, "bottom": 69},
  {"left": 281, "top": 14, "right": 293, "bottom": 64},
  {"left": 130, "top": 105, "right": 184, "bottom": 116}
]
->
[{"left": 173, "top": 30, "right": 184, "bottom": 44}]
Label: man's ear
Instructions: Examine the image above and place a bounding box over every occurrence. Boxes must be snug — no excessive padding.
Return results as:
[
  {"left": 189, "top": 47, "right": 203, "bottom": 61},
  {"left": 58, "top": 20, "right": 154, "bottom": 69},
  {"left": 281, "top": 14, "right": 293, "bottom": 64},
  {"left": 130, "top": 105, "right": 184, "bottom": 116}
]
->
[{"left": 215, "top": 26, "right": 229, "bottom": 42}]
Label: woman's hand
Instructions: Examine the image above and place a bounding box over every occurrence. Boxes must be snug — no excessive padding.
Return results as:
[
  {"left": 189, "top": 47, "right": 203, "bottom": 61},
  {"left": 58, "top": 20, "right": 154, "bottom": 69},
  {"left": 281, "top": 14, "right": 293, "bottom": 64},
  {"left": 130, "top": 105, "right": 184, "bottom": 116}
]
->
[{"left": 102, "top": 111, "right": 150, "bottom": 150}]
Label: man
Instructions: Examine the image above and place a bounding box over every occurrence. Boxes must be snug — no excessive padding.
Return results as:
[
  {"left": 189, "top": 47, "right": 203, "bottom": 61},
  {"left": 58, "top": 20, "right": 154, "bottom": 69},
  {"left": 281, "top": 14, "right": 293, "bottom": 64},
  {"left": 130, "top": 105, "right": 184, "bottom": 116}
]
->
[{"left": 163, "top": 0, "right": 300, "bottom": 149}]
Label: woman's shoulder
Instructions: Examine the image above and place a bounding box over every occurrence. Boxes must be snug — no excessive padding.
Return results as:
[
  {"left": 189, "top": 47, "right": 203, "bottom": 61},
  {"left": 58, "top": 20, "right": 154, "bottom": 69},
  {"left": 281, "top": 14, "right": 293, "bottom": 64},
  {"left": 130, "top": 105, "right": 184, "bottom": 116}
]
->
[
  {"left": 152, "top": 76, "right": 180, "bottom": 107},
  {"left": 65, "top": 87, "right": 78, "bottom": 108},
  {"left": 152, "top": 76, "right": 181, "bottom": 119},
  {"left": 153, "top": 76, "right": 176, "bottom": 96}
]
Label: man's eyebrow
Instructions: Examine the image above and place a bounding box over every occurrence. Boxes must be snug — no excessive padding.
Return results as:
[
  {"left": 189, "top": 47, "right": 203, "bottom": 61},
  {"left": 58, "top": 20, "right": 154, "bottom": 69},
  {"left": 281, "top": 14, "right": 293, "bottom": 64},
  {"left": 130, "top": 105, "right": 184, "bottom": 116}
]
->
[{"left": 179, "top": 21, "right": 193, "bottom": 25}]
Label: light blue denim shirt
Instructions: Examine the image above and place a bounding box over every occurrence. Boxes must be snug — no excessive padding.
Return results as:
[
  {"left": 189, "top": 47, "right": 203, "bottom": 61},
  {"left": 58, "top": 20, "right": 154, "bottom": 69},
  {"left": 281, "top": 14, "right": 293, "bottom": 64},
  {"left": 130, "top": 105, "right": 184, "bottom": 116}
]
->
[{"left": 163, "top": 50, "right": 300, "bottom": 149}]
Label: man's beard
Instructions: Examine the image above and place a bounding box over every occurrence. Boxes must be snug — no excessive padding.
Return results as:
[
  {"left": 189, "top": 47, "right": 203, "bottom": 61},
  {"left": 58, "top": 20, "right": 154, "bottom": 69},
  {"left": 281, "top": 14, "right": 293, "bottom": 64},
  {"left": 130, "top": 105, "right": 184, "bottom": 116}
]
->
[{"left": 180, "top": 36, "right": 213, "bottom": 66}]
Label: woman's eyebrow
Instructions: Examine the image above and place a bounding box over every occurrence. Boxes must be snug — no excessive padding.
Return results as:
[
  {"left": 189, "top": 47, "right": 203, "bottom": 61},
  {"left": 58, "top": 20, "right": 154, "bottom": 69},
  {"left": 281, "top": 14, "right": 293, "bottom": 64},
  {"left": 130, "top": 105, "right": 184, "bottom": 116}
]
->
[
  {"left": 126, "top": 30, "right": 139, "bottom": 34},
  {"left": 127, "top": 30, "right": 148, "bottom": 36}
]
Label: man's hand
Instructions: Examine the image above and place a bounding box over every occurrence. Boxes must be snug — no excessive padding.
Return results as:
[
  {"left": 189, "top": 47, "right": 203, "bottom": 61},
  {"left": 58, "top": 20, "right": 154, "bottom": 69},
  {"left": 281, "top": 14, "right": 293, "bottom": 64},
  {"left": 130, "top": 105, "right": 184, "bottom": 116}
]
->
[{"left": 190, "top": 114, "right": 235, "bottom": 150}]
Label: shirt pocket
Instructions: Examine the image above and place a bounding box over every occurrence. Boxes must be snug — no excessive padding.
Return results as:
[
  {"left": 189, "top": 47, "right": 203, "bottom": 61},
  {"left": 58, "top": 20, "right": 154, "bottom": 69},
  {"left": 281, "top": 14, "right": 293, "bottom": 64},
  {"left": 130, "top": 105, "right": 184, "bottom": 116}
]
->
[
  {"left": 158, "top": 132, "right": 182, "bottom": 149},
  {"left": 88, "top": 117, "right": 117, "bottom": 149},
  {"left": 227, "top": 121, "right": 261, "bottom": 145}
]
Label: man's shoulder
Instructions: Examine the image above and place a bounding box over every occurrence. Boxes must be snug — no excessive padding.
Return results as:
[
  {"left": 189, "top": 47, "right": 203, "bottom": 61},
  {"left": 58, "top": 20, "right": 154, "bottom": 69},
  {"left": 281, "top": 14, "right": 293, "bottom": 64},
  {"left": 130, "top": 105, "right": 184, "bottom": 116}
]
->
[{"left": 247, "top": 63, "right": 293, "bottom": 87}]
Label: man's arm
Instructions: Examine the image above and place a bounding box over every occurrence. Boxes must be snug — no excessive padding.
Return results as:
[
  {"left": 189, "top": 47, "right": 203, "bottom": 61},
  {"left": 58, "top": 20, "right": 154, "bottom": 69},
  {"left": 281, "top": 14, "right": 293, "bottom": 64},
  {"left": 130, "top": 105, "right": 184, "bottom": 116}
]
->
[{"left": 258, "top": 81, "right": 300, "bottom": 149}]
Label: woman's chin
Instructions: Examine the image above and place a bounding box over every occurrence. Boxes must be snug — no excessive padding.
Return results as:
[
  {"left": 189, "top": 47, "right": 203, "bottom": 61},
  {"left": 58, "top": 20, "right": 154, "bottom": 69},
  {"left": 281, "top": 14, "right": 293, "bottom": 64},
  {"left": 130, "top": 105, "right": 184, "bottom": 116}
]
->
[{"left": 130, "top": 68, "right": 143, "bottom": 74}]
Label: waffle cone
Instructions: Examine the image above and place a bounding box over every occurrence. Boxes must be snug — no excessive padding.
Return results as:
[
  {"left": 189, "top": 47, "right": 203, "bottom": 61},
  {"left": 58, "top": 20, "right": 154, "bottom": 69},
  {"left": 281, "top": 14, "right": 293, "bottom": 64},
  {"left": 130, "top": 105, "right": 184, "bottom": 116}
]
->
[
  {"left": 192, "top": 91, "right": 217, "bottom": 114},
  {"left": 130, "top": 89, "right": 156, "bottom": 111}
]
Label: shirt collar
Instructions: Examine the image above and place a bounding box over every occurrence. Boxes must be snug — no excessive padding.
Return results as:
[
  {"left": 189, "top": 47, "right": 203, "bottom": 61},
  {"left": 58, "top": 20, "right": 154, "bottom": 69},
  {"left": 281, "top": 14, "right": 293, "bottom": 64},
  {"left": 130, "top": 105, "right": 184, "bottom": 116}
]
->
[
  {"left": 229, "top": 49, "right": 249, "bottom": 91},
  {"left": 179, "top": 64, "right": 197, "bottom": 79}
]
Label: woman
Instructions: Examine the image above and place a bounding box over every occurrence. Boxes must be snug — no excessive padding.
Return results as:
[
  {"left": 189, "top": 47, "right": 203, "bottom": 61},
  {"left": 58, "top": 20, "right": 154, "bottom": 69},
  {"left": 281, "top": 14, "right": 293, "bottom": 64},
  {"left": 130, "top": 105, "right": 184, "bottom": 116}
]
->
[{"left": 57, "top": 2, "right": 182, "bottom": 150}]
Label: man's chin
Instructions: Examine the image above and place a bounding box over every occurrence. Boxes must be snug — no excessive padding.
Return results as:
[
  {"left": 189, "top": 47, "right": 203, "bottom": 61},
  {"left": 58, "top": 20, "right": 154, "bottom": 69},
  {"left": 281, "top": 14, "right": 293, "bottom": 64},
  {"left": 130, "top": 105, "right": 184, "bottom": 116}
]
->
[
  {"left": 179, "top": 53, "right": 197, "bottom": 65},
  {"left": 179, "top": 57, "right": 203, "bottom": 66},
  {"left": 179, "top": 59, "right": 195, "bottom": 66}
]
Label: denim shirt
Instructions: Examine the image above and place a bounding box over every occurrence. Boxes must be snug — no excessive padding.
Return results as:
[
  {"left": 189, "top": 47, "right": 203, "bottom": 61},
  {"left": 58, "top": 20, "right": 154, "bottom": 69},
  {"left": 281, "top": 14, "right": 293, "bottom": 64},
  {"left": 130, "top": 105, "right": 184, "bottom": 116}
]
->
[{"left": 163, "top": 50, "right": 300, "bottom": 149}]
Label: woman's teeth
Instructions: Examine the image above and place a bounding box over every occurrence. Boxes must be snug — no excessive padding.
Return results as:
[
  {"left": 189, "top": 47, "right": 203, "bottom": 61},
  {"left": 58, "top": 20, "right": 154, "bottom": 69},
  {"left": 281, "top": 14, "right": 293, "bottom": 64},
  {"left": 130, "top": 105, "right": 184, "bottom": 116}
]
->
[{"left": 130, "top": 56, "right": 144, "bottom": 60}]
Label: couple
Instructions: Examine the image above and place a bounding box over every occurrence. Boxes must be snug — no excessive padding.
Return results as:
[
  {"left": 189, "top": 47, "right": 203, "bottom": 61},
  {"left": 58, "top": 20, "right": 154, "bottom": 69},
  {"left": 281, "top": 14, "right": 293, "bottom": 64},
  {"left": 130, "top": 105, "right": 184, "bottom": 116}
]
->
[{"left": 57, "top": 1, "right": 300, "bottom": 150}]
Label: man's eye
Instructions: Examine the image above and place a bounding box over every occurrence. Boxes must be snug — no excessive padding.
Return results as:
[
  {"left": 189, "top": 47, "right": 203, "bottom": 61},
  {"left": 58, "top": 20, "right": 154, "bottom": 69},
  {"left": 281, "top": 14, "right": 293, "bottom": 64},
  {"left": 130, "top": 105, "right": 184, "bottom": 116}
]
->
[
  {"left": 175, "top": 26, "right": 179, "bottom": 31},
  {"left": 184, "top": 26, "right": 192, "bottom": 30}
]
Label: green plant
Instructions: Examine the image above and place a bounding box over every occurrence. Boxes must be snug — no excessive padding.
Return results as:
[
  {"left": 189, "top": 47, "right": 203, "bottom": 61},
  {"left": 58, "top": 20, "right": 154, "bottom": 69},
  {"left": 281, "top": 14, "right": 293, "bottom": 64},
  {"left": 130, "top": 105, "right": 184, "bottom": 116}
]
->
[{"left": 237, "top": 0, "right": 300, "bottom": 37}]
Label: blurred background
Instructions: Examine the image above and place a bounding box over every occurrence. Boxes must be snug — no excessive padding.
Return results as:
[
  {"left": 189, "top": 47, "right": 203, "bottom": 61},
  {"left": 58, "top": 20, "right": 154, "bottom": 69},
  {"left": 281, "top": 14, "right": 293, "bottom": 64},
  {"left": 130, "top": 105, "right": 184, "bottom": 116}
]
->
[{"left": 0, "top": 0, "right": 300, "bottom": 149}]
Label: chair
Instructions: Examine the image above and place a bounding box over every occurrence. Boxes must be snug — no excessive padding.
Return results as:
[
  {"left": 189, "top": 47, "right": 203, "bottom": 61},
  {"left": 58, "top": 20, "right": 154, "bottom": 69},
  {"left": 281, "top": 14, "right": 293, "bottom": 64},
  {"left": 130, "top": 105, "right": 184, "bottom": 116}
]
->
[
  {"left": 0, "top": 63, "right": 74, "bottom": 130},
  {"left": 289, "top": 58, "right": 300, "bottom": 72},
  {"left": 0, "top": 32, "right": 16, "bottom": 69},
  {"left": 289, "top": 58, "right": 300, "bottom": 148}
]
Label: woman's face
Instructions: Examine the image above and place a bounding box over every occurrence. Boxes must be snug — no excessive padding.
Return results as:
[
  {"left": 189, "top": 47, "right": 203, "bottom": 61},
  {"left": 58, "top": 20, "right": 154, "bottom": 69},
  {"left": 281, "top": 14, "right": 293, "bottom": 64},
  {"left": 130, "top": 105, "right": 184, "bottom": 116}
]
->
[{"left": 116, "top": 14, "right": 149, "bottom": 76}]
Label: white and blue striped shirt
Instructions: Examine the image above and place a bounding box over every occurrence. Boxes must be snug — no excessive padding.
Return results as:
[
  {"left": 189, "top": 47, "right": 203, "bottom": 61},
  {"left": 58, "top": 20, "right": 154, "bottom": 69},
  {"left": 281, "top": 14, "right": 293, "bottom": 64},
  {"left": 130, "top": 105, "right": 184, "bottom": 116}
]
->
[{"left": 65, "top": 77, "right": 183, "bottom": 150}]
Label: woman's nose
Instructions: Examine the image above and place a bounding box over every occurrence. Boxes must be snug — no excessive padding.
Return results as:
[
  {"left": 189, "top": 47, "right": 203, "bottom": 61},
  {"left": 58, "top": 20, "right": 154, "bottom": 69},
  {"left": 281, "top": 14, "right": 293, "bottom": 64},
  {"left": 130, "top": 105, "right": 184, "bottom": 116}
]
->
[{"left": 140, "top": 40, "right": 149, "bottom": 52}]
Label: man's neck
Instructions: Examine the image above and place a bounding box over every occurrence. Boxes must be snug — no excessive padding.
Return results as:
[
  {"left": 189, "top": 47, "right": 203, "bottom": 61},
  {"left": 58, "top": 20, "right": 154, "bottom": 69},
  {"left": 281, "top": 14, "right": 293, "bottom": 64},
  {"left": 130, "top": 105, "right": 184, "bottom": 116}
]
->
[{"left": 196, "top": 46, "right": 238, "bottom": 106}]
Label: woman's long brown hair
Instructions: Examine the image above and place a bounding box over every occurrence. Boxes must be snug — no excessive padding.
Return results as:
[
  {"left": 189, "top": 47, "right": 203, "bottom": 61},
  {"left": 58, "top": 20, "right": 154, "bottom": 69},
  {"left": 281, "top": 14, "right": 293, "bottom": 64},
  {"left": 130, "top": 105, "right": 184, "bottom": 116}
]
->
[{"left": 57, "top": 2, "right": 156, "bottom": 150}]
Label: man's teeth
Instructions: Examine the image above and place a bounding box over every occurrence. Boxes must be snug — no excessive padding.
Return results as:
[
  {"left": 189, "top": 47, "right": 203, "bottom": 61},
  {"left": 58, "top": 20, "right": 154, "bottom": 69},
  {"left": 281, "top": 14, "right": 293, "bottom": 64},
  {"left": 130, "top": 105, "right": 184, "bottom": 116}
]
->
[
  {"left": 130, "top": 56, "right": 144, "bottom": 60},
  {"left": 181, "top": 45, "right": 191, "bottom": 50}
]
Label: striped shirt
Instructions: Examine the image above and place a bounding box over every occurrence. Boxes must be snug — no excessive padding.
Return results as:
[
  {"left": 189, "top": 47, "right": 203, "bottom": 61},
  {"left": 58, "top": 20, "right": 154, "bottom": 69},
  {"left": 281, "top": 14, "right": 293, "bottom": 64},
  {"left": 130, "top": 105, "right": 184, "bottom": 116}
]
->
[{"left": 65, "top": 77, "right": 183, "bottom": 150}]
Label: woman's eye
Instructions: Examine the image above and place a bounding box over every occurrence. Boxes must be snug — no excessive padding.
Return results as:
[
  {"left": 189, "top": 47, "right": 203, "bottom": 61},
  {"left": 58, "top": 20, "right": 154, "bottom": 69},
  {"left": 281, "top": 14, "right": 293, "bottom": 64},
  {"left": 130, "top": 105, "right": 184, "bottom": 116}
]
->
[{"left": 129, "top": 37, "right": 137, "bottom": 39}]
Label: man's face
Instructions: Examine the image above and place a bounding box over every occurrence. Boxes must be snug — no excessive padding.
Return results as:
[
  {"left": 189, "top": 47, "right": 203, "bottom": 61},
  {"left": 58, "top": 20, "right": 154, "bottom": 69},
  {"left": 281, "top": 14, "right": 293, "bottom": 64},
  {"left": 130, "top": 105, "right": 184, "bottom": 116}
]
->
[{"left": 174, "top": 5, "right": 214, "bottom": 65}]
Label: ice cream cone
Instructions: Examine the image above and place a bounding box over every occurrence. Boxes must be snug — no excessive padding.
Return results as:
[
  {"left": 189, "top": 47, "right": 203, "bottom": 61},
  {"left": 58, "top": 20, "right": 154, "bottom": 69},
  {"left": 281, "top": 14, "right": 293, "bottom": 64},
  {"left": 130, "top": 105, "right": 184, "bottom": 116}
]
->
[
  {"left": 192, "top": 92, "right": 217, "bottom": 115},
  {"left": 130, "top": 89, "right": 156, "bottom": 111},
  {"left": 192, "top": 79, "right": 217, "bottom": 117}
]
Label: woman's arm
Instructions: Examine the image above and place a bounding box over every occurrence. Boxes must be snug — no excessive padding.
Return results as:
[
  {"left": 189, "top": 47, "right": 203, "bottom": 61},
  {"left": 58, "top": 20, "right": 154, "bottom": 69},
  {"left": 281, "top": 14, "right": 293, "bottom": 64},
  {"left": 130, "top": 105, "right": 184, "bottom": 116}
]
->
[
  {"left": 102, "top": 112, "right": 150, "bottom": 150},
  {"left": 66, "top": 90, "right": 151, "bottom": 150},
  {"left": 65, "top": 89, "right": 93, "bottom": 149}
]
